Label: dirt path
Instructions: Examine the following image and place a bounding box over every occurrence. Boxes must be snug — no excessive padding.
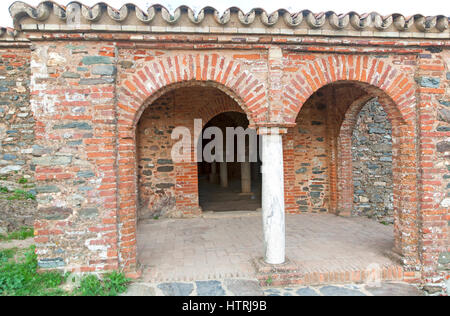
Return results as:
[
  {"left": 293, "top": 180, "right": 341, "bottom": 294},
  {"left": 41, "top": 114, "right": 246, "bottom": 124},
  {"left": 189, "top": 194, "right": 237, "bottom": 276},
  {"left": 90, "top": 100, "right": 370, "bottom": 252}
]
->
[{"left": 0, "top": 238, "right": 34, "bottom": 250}]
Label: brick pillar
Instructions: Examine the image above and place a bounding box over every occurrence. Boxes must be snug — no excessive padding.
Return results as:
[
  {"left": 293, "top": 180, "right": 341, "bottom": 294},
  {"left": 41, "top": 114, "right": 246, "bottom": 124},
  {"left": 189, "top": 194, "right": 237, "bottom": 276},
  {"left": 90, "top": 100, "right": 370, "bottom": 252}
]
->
[
  {"left": 283, "top": 131, "right": 297, "bottom": 213},
  {"left": 327, "top": 88, "right": 339, "bottom": 215},
  {"left": 337, "top": 95, "right": 373, "bottom": 216},
  {"left": 415, "top": 52, "right": 449, "bottom": 290},
  {"left": 176, "top": 162, "right": 201, "bottom": 216}
]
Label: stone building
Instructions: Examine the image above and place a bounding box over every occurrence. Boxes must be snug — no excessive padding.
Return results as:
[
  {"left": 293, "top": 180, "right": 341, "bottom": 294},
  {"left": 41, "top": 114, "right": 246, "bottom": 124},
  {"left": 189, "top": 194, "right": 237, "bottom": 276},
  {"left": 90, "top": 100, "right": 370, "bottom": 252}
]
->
[{"left": 0, "top": 2, "right": 449, "bottom": 291}]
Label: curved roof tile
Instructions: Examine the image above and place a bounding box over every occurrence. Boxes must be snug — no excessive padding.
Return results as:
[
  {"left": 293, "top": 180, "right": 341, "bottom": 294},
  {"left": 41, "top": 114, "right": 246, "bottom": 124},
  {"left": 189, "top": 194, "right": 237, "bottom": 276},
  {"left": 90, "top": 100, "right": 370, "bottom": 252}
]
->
[{"left": 5, "top": 1, "right": 450, "bottom": 38}]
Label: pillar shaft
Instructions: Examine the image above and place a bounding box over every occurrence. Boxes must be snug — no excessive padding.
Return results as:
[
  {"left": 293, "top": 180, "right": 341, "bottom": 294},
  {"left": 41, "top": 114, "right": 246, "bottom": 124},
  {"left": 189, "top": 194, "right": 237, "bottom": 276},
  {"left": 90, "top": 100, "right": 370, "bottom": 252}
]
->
[
  {"left": 241, "top": 162, "right": 252, "bottom": 194},
  {"left": 209, "top": 161, "right": 218, "bottom": 184},
  {"left": 261, "top": 130, "right": 286, "bottom": 265},
  {"left": 220, "top": 162, "right": 228, "bottom": 188}
]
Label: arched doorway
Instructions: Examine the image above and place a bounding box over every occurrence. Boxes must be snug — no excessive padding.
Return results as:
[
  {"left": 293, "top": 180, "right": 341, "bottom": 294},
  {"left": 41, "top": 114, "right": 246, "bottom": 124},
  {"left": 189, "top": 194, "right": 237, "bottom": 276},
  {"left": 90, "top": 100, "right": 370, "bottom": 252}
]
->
[
  {"left": 136, "top": 85, "right": 255, "bottom": 219},
  {"left": 134, "top": 84, "right": 266, "bottom": 280},
  {"left": 284, "top": 80, "right": 418, "bottom": 263},
  {"left": 197, "top": 111, "right": 262, "bottom": 212},
  {"left": 115, "top": 54, "right": 270, "bottom": 274}
]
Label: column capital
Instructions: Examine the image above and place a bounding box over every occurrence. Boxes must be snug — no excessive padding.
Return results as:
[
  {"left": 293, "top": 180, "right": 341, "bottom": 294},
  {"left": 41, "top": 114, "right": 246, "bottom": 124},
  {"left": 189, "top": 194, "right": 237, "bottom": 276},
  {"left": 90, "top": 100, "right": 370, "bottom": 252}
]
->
[
  {"left": 249, "top": 123, "right": 296, "bottom": 134},
  {"left": 256, "top": 126, "right": 290, "bottom": 135}
]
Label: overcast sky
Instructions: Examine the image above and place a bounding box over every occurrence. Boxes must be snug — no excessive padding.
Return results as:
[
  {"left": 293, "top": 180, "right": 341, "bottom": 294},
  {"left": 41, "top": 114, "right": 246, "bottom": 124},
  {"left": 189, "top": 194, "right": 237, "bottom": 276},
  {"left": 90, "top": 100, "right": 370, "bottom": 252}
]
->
[{"left": 1, "top": 0, "right": 449, "bottom": 27}]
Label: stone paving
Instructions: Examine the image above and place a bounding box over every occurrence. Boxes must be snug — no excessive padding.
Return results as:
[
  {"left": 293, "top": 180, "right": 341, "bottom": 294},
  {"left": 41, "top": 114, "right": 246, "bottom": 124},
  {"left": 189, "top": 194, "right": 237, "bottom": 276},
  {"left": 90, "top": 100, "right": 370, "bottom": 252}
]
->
[
  {"left": 138, "top": 213, "right": 397, "bottom": 283},
  {"left": 122, "top": 280, "right": 423, "bottom": 296}
]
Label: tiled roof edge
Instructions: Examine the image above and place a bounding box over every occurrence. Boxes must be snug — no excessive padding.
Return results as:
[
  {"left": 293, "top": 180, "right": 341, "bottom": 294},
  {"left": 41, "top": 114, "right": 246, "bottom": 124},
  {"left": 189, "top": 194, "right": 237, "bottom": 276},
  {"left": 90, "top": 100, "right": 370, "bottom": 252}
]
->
[{"left": 8, "top": 1, "right": 450, "bottom": 37}]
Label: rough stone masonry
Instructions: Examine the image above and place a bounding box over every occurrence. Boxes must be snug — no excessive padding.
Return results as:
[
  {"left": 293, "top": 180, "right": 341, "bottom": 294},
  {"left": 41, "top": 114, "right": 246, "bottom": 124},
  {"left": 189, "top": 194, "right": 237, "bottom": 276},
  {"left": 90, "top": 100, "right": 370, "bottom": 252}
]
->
[{"left": 0, "top": 1, "right": 448, "bottom": 292}]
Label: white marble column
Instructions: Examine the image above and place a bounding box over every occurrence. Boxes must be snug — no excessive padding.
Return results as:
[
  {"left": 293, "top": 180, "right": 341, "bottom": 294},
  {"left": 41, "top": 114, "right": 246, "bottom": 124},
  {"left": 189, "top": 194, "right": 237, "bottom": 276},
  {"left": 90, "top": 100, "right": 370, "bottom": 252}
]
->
[
  {"left": 261, "top": 128, "right": 286, "bottom": 265},
  {"left": 240, "top": 162, "right": 252, "bottom": 194},
  {"left": 209, "top": 161, "right": 218, "bottom": 184},
  {"left": 220, "top": 162, "right": 228, "bottom": 188}
]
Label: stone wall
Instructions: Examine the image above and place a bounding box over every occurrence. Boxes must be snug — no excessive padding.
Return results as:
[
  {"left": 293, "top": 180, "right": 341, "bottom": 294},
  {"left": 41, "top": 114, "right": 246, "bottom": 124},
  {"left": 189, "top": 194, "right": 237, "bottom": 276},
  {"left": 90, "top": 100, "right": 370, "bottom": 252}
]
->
[
  {"left": 0, "top": 47, "right": 33, "bottom": 181},
  {"left": 352, "top": 99, "right": 394, "bottom": 222}
]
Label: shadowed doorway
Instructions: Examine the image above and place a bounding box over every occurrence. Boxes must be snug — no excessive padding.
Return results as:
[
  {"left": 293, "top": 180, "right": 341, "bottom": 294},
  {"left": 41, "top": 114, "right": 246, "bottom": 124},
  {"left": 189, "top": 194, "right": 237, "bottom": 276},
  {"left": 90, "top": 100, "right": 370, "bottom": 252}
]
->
[{"left": 198, "top": 111, "right": 262, "bottom": 212}]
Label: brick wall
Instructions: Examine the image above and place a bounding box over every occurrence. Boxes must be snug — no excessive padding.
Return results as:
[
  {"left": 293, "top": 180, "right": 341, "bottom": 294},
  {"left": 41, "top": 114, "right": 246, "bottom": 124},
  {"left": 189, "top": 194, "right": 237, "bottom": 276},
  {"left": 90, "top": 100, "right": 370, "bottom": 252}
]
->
[
  {"left": 30, "top": 42, "right": 119, "bottom": 272},
  {"left": 0, "top": 35, "right": 442, "bottom": 291},
  {"left": 285, "top": 90, "right": 330, "bottom": 213},
  {"left": 441, "top": 51, "right": 450, "bottom": 294},
  {"left": 416, "top": 49, "right": 449, "bottom": 292}
]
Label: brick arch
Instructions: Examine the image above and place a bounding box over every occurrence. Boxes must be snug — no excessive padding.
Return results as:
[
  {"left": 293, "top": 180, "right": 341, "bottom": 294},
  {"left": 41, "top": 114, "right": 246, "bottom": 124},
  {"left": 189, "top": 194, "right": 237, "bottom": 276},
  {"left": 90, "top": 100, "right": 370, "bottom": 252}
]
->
[
  {"left": 326, "top": 83, "right": 419, "bottom": 266},
  {"left": 282, "top": 57, "right": 420, "bottom": 267},
  {"left": 283, "top": 55, "right": 416, "bottom": 126},
  {"left": 115, "top": 56, "right": 268, "bottom": 273},
  {"left": 336, "top": 84, "right": 408, "bottom": 216},
  {"left": 137, "top": 82, "right": 246, "bottom": 130},
  {"left": 119, "top": 54, "right": 269, "bottom": 130},
  {"left": 284, "top": 74, "right": 419, "bottom": 269},
  {"left": 190, "top": 89, "right": 246, "bottom": 127}
]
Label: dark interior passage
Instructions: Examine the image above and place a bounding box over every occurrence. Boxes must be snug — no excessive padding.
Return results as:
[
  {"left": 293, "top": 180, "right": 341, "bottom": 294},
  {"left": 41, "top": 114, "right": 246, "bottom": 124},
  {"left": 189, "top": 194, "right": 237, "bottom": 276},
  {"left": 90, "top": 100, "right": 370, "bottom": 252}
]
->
[{"left": 198, "top": 112, "right": 262, "bottom": 212}]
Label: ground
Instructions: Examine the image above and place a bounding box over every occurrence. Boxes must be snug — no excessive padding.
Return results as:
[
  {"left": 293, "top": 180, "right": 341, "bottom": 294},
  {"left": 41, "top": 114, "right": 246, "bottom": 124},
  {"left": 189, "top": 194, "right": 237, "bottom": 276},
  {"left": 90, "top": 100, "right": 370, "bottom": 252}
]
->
[
  {"left": 0, "top": 212, "right": 432, "bottom": 296},
  {"left": 0, "top": 237, "right": 34, "bottom": 250},
  {"left": 138, "top": 212, "right": 399, "bottom": 283},
  {"left": 122, "top": 280, "right": 423, "bottom": 296},
  {"left": 0, "top": 179, "right": 37, "bottom": 234}
]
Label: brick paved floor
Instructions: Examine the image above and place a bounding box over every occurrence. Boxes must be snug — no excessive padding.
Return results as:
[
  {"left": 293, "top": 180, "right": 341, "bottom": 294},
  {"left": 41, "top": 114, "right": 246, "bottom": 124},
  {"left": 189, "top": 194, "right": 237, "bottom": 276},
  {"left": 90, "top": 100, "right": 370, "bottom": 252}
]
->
[{"left": 138, "top": 213, "right": 397, "bottom": 283}]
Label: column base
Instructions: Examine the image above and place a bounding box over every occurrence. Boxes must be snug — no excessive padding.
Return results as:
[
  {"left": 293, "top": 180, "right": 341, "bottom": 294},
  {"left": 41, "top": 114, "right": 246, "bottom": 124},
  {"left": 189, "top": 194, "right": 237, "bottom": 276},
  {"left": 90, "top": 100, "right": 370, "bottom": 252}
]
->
[
  {"left": 253, "top": 257, "right": 294, "bottom": 277},
  {"left": 124, "top": 263, "right": 143, "bottom": 280},
  {"left": 125, "top": 269, "right": 143, "bottom": 280}
]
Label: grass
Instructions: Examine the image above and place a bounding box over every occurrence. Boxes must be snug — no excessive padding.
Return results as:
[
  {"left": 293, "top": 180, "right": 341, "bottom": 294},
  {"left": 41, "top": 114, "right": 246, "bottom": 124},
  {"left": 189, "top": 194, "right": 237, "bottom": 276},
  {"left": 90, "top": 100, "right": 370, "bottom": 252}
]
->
[
  {"left": 73, "top": 272, "right": 131, "bottom": 296},
  {"left": 18, "top": 178, "right": 28, "bottom": 185},
  {"left": 0, "top": 247, "right": 67, "bottom": 296},
  {"left": 6, "top": 190, "right": 36, "bottom": 201},
  {"left": 0, "top": 177, "right": 36, "bottom": 201},
  {"left": 0, "top": 187, "right": 35, "bottom": 201},
  {"left": 0, "top": 246, "right": 130, "bottom": 296},
  {"left": 0, "top": 227, "right": 34, "bottom": 242},
  {"left": 265, "top": 275, "right": 273, "bottom": 286}
]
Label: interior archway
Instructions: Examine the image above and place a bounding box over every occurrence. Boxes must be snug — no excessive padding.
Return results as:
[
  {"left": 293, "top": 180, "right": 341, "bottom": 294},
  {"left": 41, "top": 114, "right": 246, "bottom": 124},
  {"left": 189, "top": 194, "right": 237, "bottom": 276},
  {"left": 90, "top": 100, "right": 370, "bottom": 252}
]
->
[
  {"left": 284, "top": 81, "right": 418, "bottom": 260},
  {"left": 136, "top": 85, "right": 252, "bottom": 219},
  {"left": 197, "top": 111, "right": 262, "bottom": 212},
  {"left": 135, "top": 85, "right": 265, "bottom": 281}
]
